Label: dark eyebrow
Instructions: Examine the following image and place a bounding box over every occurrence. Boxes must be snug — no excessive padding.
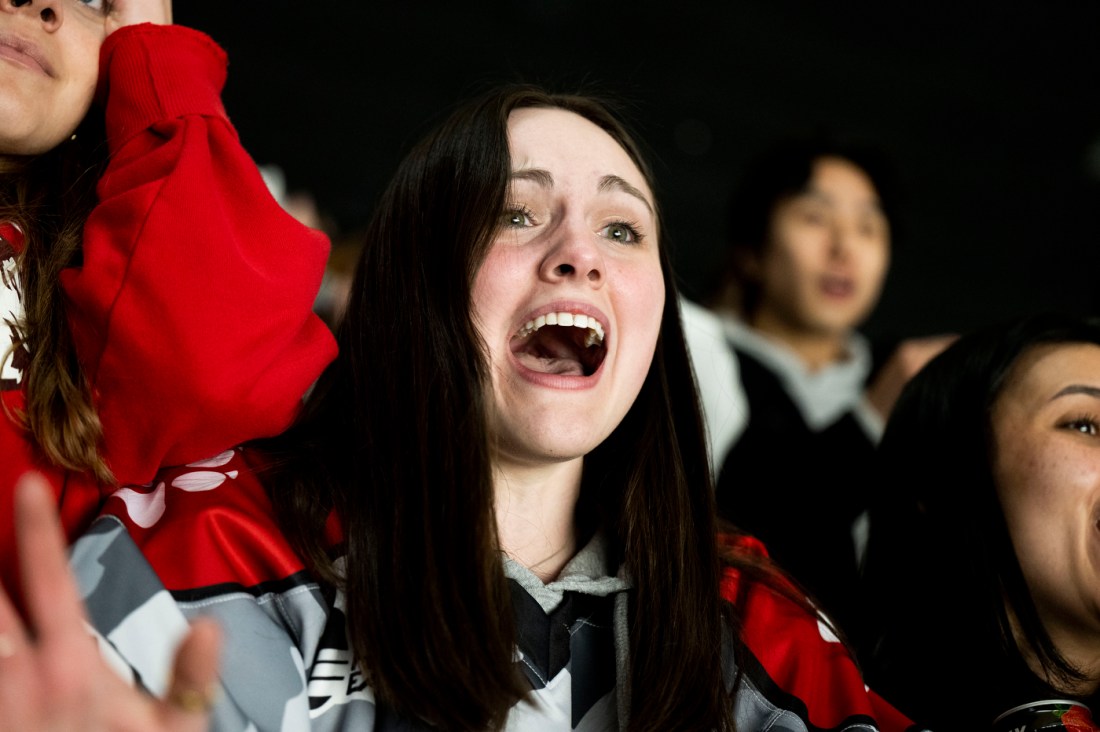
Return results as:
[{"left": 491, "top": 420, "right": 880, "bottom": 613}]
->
[
  {"left": 798, "top": 187, "right": 885, "bottom": 216},
  {"left": 510, "top": 169, "right": 654, "bottom": 215},
  {"left": 510, "top": 168, "right": 554, "bottom": 188},
  {"left": 598, "top": 175, "right": 654, "bottom": 214},
  {"left": 1051, "top": 385, "right": 1100, "bottom": 401}
]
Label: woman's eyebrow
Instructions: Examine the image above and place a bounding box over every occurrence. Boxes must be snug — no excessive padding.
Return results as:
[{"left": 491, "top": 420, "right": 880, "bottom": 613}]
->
[
  {"left": 1050, "top": 384, "right": 1100, "bottom": 401},
  {"left": 510, "top": 169, "right": 653, "bottom": 214},
  {"left": 598, "top": 174, "right": 653, "bottom": 214},
  {"left": 510, "top": 168, "right": 554, "bottom": 187}
]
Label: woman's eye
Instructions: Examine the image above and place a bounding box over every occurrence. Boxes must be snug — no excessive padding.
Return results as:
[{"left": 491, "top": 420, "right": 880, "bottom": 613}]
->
[
  {"left": 1063, "top": 418, "right": 1099, "bottom": 436},
  {"left": 73, "top": 0, "right": 109, "bottom": 12},
  {"left": 800, "top": 210, "right": 828, "bottom": 226},
  {"left": 501, "top": 209, "right": 532, "bottom": 228},
  {"left": 601, "top": 222, "right": 639, "bottom": 244}
]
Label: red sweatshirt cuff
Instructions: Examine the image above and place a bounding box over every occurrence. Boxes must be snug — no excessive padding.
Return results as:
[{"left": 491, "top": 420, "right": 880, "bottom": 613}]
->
[{"left": 97, "top": 24, "right": 229, "bottom": 152}]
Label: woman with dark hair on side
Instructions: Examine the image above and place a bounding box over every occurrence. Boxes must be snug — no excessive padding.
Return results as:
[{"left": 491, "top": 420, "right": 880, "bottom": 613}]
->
[
  {"left": 861, "top": 312, "right": 1100, "bottom": 729},
  {"left": 681, "top": 138, "right": 953, "bottom": 641},
  {"left": 0, "top": 0, "right": 335, "bottom": 600},
  {"left": 0, "top": 86, "right": 919, "bottom": 730}
]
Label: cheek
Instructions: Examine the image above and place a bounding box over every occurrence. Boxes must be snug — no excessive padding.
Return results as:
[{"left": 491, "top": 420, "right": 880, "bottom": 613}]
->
[
  {"left": 471, "top": 248, "right": 521, "bottom": 337},
  {"left": 71, "top": 22, "right": 106, "bottom": 71},
  {"left": 618, "top": 261, "right": 665, "bottom": 360},
  {"left": 73, "top": 40, "right": 101, "bottom": 92},
  {"left": 58, "top": 31, "right": 105, "bottom": 120},
  {"left": 997, "top": 441, "right": 1085, "bottom": 558},
  {"left": 996, "top": 452, "right": 1042, "bottom": 538},
  {"left": 756, "top": 248, "right": 795, "bottom": 298},
  {"left": 764, "top": 232, "right": 819, "bottom": 287},
  {"left": 470, "top": 272, "right": 499, "bottom": 336},
  {"left": 994, "top": 430, "right": 1046, "bottom": 508},
  {"left": 859, "top": 240, "right": 891, "bottom": 287}
]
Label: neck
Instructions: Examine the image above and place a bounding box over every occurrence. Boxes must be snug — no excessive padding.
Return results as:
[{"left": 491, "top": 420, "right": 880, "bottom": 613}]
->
[
  {"left": 493, "top": 456, "right": 583, "bottom": 583},
  {"left": 748, "top": 309, "right": 848, "bottom": 371}
]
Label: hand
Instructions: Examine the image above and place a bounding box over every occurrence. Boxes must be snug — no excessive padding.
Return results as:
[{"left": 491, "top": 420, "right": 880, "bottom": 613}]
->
[
  {"left": 105, "top": 0, "right": 173, "bottom": 36},
  {"left": 865, "top": 334, "right": 957, "bottom": 420},
  {"left": 0, "top": 473, "right": 219, "bottom": 731}
]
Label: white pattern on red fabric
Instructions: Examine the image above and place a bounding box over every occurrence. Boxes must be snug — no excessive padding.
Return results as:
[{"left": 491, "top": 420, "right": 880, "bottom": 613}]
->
[
  {"left": 172, "top": 470, "right": 235, "bottom": 492},
  {"left": 115, "top": 450, "right": 240, "bottom": 527},
  {"left": 817, "top": 618, "right": 841, "bottom": 644},
  {"left": 185, "top": 450, "right": 235, "bottom": 468},
  {"left": 114, "top": 482, "right": 167, "bottom": 528}
]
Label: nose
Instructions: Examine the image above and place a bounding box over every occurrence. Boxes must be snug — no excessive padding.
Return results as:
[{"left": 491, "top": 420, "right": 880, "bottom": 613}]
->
[
  {"left": 539, "top": 219, "right": 604, "bottom": 287},
  {"left": 827, "top": 220, "right": 856, "bottom": 263},
  {"left": 4, "top": 0, "right": 62, "bottom": 27}
]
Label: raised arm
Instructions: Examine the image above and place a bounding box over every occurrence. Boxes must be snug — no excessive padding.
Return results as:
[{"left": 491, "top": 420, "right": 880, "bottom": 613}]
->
[{"left": 60, "top": 15, "right": 337, "bottom": 487}]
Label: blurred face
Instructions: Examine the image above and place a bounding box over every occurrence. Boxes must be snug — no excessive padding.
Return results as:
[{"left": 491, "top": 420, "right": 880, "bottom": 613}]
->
[
  {"left": 992, "top": 342, "right": 1100, "bottom": 685},
  {"left": 472, "top": 107, "right": 664, "bottom": 470},
  {"left": 0, "top": 0, "right": 107, "bottom": 155},
  {"left": 750, "top": 156, "right": 890, "bottom": 338}
]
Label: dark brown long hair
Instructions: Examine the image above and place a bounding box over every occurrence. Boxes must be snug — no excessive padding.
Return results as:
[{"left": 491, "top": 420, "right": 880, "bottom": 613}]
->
[
  {"left": 268, "top": 85, "right": 738, "bottom": 730},
  {"left": 862, "top": 313, "right": 1100, "bottom": 726},
  {"left": 1, "top": 113, "right": 111, "bottom": 484}
]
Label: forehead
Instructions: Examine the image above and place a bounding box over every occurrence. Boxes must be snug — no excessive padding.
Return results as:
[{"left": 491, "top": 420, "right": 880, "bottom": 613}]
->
[
  {"left": 806, "top": 156, "right": 880, "bottom": 202},
  {"left": 998, "top": 342, "right": 1100, "bottom": 410},
  {"left": 505, "top": 107, "right": 651, "bottom": 194}
]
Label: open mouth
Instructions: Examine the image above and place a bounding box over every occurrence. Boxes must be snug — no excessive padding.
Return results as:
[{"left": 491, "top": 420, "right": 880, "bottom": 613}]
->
[
  {"left": 510, "top": 311, "right": 607, "bottom": 377},
  {"left": 820, "top": 275, "right": 854, "bottom": 298}
]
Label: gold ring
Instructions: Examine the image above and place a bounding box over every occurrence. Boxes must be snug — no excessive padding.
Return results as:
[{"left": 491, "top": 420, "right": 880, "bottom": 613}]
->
[{"left": 168, "top": 686, "right": 217, "bottom": 714}]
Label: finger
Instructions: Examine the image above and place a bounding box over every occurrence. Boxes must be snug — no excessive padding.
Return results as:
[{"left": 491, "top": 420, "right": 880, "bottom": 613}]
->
[
  {"left": 13, "top": 473, "right": 89, "bottom": 644},
  {"left": 157, "top": 618, "right": 221, "bottom": 731},
  {"left": 0, "top": 607, "right": 33, "bottom": 732},
  {"left": 0, "top": 575, "right": 31, "bottom": 662},
  {"left": 0, "top": 581, "right": 30, "bottom": 673},
  {"left": 0, "top": 490, "right": 36, "bottom": 729}
]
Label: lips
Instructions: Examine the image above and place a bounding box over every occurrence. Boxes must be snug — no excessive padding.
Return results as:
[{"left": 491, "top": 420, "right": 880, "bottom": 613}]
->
[
  {"left": 0, "top": 32, "right": 54, "bottom": 77},
  {"left": 510, "top": 309, "right": 608, "bottom": 378},
  {"left": 820, "top": 274, "right": 854, "bottom": 298}
]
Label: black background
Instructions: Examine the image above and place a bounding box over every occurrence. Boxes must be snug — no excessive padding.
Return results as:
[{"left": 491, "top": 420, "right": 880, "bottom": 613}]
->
[{"left": 175, "top": 1, "right": 1100, "bottom": 341}]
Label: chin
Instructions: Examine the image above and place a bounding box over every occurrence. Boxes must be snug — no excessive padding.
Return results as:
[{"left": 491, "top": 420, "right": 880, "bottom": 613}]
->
[
  {"left": 800, "top": 319, "right": 854, "bottom": 340},
  {"left": 534, "top": 431, "right": 608, "bottom": 463}
]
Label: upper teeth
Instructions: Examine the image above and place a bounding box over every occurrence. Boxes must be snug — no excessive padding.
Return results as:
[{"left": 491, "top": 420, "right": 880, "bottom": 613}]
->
[{"left": 516, "top": 311, "right": 605, "bottom": 348}]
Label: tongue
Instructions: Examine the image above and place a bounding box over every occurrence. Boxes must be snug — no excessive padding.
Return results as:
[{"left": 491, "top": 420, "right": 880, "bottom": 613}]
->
[
  {"left": 516, "top": 351, "right": 585, "bottom": 376},
  {"left": 514, "top": 326, "right": 587, "bottom": 376}
]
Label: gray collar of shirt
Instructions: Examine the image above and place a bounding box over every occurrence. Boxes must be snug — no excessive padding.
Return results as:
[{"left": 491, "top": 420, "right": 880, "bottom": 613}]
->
[{"left": 721, "top": 315, "right": 883, "bottom": 440}]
